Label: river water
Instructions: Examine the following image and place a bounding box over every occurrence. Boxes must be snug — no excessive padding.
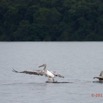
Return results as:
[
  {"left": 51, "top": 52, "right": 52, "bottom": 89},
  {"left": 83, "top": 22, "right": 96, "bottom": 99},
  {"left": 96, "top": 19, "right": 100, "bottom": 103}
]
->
[{"left": 0, "top": 42, "right": 103, "bottom": 103}]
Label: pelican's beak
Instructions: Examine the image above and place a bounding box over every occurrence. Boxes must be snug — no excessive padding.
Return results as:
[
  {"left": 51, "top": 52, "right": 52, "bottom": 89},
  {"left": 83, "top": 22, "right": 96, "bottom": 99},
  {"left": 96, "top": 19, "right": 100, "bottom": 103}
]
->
[{"left": 38, "top": 64, "right": 45, "bottom": 68}]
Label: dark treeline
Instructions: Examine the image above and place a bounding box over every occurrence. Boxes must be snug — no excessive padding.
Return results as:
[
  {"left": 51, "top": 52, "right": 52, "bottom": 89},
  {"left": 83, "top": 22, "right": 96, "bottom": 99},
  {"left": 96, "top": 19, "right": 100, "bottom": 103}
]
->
[{"left": 0, "top": 0, "right": 103, "bottom": 41}]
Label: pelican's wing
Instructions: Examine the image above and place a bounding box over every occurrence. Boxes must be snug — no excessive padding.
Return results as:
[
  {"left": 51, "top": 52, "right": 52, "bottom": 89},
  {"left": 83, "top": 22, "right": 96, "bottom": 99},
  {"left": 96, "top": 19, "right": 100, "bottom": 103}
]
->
[
  {"left": 52, "top": 71, "right": 64, "bottom": 78},
  {"left": 93, "top": 76, "right": 103, "bottom": 79},
  {"left": 93, "top": 77, "right": 100, "bottom": 79},
  {"left": 12, "top": 69, "right": 45, "bottom": 76}
]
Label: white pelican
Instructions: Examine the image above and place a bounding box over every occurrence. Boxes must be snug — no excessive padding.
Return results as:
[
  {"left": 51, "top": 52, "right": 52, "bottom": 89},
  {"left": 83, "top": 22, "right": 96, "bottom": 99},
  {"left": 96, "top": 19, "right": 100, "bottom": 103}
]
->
[
  {"left": 12, "top": 64, "right": 64, "bottom": 82},
  {"left": 93, "top": 71, "right": 103, "bottom": 82}
]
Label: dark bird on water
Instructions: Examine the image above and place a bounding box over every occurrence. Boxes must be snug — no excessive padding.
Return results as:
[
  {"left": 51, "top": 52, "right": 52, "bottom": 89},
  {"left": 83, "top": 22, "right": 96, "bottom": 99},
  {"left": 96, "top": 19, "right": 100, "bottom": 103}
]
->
[{"left": 93, "top": 71, "right": 103, "bottom": 82}]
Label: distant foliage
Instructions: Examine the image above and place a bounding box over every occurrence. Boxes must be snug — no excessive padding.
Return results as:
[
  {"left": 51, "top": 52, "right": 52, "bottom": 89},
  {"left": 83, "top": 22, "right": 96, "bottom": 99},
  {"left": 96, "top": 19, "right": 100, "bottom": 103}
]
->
[{"left": 0, "top": 0, "right": 103, "bottom": 41}]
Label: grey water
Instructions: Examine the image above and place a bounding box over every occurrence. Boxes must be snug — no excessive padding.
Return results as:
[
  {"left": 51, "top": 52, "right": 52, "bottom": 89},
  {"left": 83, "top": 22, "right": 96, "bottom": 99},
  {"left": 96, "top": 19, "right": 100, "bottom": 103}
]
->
[{"left": 0, "top": 42, "right": 103, "bottom": 103}]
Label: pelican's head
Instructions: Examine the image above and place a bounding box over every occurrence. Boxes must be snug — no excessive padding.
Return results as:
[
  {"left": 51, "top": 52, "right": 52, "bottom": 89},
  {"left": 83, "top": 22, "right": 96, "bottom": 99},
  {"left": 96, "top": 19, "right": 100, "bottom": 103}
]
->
[
  {"left": 100, "top": 71, "right": 103, "bottom": 76},
  {"left": 39, "top": 64, "right": 46, "bottom": 70}
]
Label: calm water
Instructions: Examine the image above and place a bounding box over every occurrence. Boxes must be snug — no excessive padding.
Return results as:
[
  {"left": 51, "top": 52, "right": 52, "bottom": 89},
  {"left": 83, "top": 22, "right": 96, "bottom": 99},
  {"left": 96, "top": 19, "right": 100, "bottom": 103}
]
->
[{"left": 0, "top": 42, "right": 103, "bottom": 103}]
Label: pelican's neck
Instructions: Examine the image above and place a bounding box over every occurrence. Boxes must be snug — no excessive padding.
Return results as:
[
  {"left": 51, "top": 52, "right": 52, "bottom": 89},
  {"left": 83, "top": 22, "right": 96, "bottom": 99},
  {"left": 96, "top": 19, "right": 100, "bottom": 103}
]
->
[
  {"left": 39, "top": 64, "right": 47, "bottom": 72},
  {"left": 43, "top": 65, "right": 46, "bottom": 71}
]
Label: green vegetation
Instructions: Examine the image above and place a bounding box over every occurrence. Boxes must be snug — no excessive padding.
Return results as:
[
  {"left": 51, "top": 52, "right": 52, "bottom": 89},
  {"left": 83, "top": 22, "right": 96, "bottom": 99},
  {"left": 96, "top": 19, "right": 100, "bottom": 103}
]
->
[{"left": 0, "top": 0, "right": 103, "bottom": 41}]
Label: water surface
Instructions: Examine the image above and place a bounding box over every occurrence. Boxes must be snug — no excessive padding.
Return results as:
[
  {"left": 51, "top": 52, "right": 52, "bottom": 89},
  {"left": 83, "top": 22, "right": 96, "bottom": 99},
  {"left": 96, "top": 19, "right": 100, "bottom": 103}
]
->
[{"left": 0, "top": 42, "right": 103, "bottom": 103}]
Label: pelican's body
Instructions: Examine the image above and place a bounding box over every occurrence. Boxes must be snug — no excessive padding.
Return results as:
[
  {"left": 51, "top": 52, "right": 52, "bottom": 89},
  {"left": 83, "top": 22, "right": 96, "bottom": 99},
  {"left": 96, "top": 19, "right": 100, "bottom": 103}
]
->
[
  {"left": 39, "top": 64, "right": 56, "bottom": 82},
  {"left": 45, "top": 70, "right": 55, "bottom": 78},
  {"left": 12, "top": 64, "right": 64, "bottom": 82}
]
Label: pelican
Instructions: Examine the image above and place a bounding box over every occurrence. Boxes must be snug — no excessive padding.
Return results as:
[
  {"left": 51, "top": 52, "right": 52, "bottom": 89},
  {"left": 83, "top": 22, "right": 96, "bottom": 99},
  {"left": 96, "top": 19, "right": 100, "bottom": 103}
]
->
[
  {"left": 93, "top": 71, "right": 103, "bottom": 82},
  {"left": 12, "top": 64, "right": 64, "bottom": 82}
]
